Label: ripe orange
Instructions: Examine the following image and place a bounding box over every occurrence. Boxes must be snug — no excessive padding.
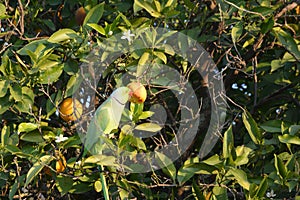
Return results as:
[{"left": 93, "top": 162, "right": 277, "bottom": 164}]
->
[
  {"left": 59, "top": 98, "right": 83, "bottom": 122},
  {"left": 75, "top": 6, "right": 86, "bottom": 26},
  {"left": 127, "top": 82, "right": 147, "bottom": 104},
  {"left": 55, "top": 151, "right": 67, "bottom": 173}
]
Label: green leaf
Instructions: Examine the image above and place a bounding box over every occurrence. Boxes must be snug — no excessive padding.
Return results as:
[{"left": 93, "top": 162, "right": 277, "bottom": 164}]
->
[
  {"left": 9, "top": 84, "right": 22, "bottom": 102},
  {"left": 155, "top": 152, "right": 176, "bottom": 182},
  {"left": 0, "top": 80, "right": 9, "bottom": 98},
  {"left": 255, "top": 176, "right": 268, "bottom": 198},
  {"left": 1, "top": 125, "right": 9, "bottom": 146},
  {"left": 14, "top": 87, "right": 34, "bottom": 113},
  {"left": 274, "top": 154, "right": 287, "bottom": 179},
  {"left": 278, "top": 134, "right": 300, "bottom": 145},
  {"left": 9, "top": 179, "right": 19, "bottom": 200},
  {"left": 134, "top": 0, "right": 161, "bottom": 18},
  {"left": 135, "top": 123, "right": 162, "bottom": 132},
  {"left": 242, "top": 37, "right": 255, "bottom": 48},
  {"left": 84, "top": 155, "right": 117, "bottom": 166},
  {"left": 25, "top": 155, "right": 53, "bottom": 187},
  {"left": 18, "top": 123, "right": 38, "bottom": 133},
  {"left": 231, "top": 22, "right": 243, "bottom": 43},
  {"left": 65, "top": 73, "right": 83, "bottom": 97},
  {"left": 56, "top": 175, "right": 74, "bottom": 196},
  {"left": 192, "top": 180, "right": 205, "bottom": 200},
  {"left": 212, "top": 186, "right": 228, "bottom": 200},
  {"left": 87, "top": 23, "right": 105, "bottom": 35},
  {"left": 242, "top": 111, "right": 262, "bottom": 144},
  {"left": 0, "top": 4, "right": 6, "bottom": 18},
  {"left": 270, "top": 59, "right": 283, "bottom": 72},
  {"left": 137, "top": 52, "right": 151, "bottom": 77},
  {"left": 139, "top": 111, "right": 154, "bottom": 120},
  {"left": 234, "top": 145, "right": 252, "bottom": 166},
  {"left": 17, "top": 39, "right": 51, "bottom": 56},
  {"left": 177, "top": 163, "right": 218, "bottom": 185},
  {"left": 289, "top": 125, "right": 300, "bottom": 136},
  {"left": 48, "top": 28, "right": 78, "bottom": 43},
  {"left": 251, "top": 6, "right": 274, "bottom": 15},
  {"left": 69, "top": 182, "right": 93, "bottom": 194},
  {"left": 83, "top": 3, "right": 104, "bottom": 27},
  {"left": 38, "top": 61, "right": 63, "bottom": 84},
  {"left": 20, "top": 131, "right": 44, "bottom": 143},
  {"left": 227, "top": 168, "right": 250, "bottom": 190},
  {"left": 223, "top": 125, "right": 234, "bottom": 159},
  {"left": 261, "top": 17, "right": 274, "bottom": 34},
  {"left": 153, "top": 51, "right": 167, "bottom": 64},
  {"left": 273, "top": 27, "right": 300, "bottom": 61},
  {"left": 202, "top": 154, "right": 223, "bottom": 166},
  {"left": 260, "top": 120, "right": 282, "bottom": 133}
]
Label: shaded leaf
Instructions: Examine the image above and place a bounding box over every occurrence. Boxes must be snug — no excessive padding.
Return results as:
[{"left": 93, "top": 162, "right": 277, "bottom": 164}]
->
[
  {"left": 255, "top": 176, "right": 268, "bottom": 198},
  {"left": 242, "top": 111, "right": 262, "bottom": 144},
  {"left": 20, "top": 131, "right": 44, "bottom": 143},
  {"left": 56, "top": 175, "right": 73, "bottom": 196},
  {"left": 155, "top": 151, "right": 176, "bottom": 182},
  {"left": 25, "top": 155, "right": 53, "bottom": 187},
  {"left": 260, "top": 120, "right": 282, "bottom": 133}
]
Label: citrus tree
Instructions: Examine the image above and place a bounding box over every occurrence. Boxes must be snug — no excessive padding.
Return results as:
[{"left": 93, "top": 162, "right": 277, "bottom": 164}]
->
[{"left": 0, "top": 0, "right": 299, "bottom": 199}]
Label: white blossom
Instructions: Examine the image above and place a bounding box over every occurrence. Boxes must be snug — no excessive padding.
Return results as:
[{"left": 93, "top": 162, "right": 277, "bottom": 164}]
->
[
  {"left": 266, "top": 189, "right": 276, "bottom": 198},
  {"left": 55, "top": 134, "right": 68, "bottom": 143},
  {"left": 121, "top": 30, "right": 135, "bottom": 42}
]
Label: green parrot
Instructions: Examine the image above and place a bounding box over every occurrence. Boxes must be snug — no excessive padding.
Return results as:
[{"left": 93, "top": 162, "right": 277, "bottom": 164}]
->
[
  {"left": 84, "top": 86, "right": 130, "bottom": 155},
  {"left": 81, "top": 86, "right": 130, "bottom": 200}
]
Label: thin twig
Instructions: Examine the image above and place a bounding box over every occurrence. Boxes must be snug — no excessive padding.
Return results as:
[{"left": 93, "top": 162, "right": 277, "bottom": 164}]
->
[
  {"left": 17, "top": 0, "right": 24, "bottom": 36},
  {"left": 275, "top": 2, "right": 298, "bottom": 19},
  {"left": 251, "top": 56, "right": 258, "bottom": 114},
  {"left": 223, "top": 0, "right": 266, "bottom": 20}
]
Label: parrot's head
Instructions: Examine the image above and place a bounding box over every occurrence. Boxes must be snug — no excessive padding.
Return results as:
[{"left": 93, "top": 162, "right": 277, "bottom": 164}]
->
[{"left": 111, "top": 87, "right": 130, "bottom": 105}]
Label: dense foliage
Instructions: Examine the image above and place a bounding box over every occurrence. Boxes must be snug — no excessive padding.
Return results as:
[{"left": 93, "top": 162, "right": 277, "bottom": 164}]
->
[{"left": 0, "top": 0, "right": 299, "bottom": 199}]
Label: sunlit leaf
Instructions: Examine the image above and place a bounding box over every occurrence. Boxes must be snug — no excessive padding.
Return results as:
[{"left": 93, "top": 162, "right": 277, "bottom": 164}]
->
[
  {"left": 274, "top": 154, "right": 287, "bottom": 179},
  {"left": 231, "top": 22, "right": 243, "bottom": 43},
  {"left": 278, "top": 134, "right": 300, "bottom": 145},
  {"left": 84, "top": 155, "right": 117, "bottom": 166},
  {"left": 227, "top": 168, "right": 250, "bottom": 190},
  {"left": 48, "top": 29, "right": 78, "bottom": 43},
  {"left": 83, "top": 3, "right": 104, "bottom": 27},
  {"left": 135, "top": 123, "right": 162, "bottom": 132}
]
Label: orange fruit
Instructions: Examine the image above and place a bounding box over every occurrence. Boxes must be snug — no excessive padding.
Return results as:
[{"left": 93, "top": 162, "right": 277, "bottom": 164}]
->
[
  {"left": 59, "top": 98, "right": 83, "bottom": 122},
  {"left": 55, "top": 151, "right": 67, "bottom": 173},
  {"left": 127, "top": 82, "right": 147, "bottom": 104},
  {"left": 296, "top": 6, "right": 300, "bottom": 15},
  {"left": 43, "top": 166, "right": 52, "bottom": 176},
  {"left": 75, "top": 7, "right": 86, "bottom": 26}
]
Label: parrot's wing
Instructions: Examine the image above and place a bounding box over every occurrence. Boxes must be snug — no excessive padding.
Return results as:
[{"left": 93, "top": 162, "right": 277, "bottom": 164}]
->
[{"left": 84, "top": 87, "right": 130, "bottom": 155}]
